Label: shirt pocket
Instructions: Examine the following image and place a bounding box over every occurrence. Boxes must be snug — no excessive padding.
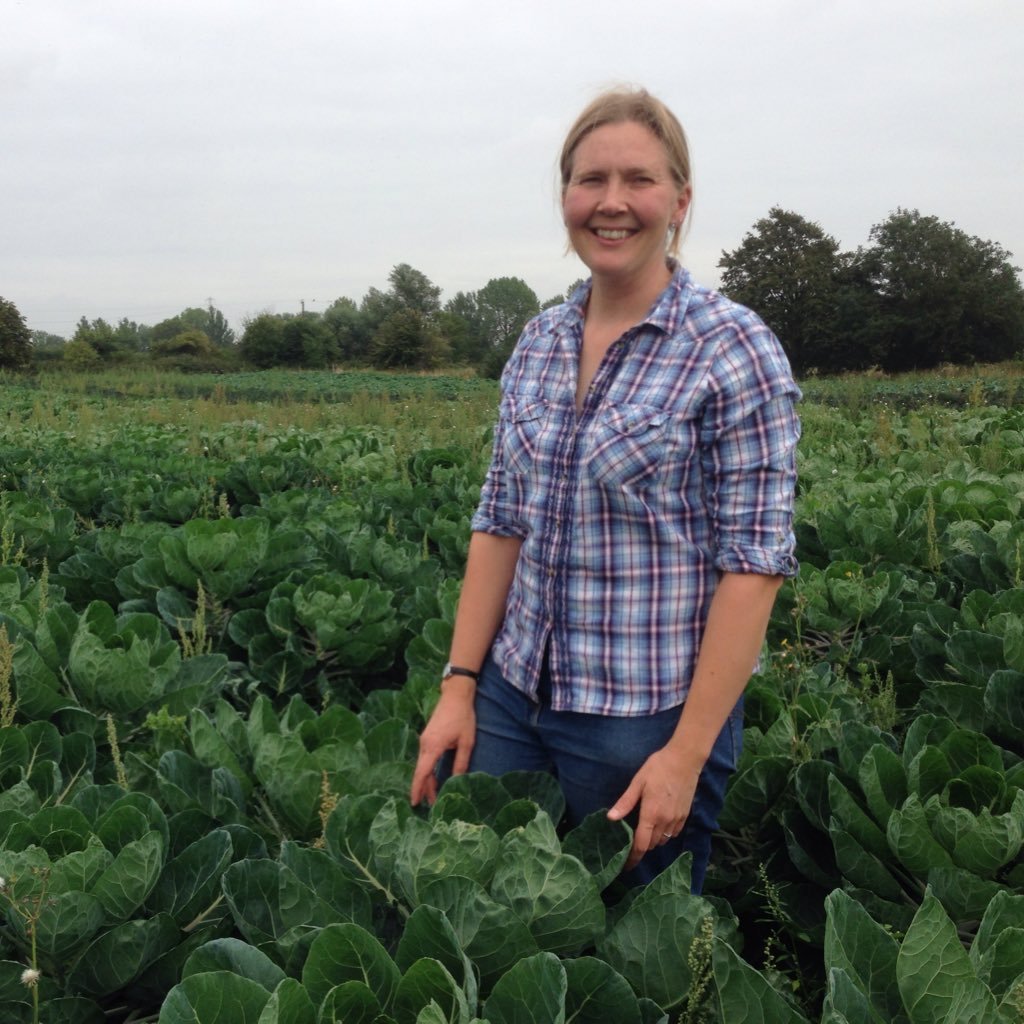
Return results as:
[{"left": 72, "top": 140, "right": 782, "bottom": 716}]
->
[
  {"left": 585, "top": 403, "right": 669, "bottom": 491},
  {"left": 500, "top": 393, "right": 549, "bottom": 476}
]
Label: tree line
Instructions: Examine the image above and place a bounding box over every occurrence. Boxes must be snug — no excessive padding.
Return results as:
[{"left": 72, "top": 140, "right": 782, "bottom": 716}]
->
[
  {"left": 1, "top": 269, "right": 564, "bottom": 379},
  {"left": 2, "top": 207, "right": 1021, "bottom": 376},
  {"left": 718, "top": 207, "right": 1024, "bottom": 374}
]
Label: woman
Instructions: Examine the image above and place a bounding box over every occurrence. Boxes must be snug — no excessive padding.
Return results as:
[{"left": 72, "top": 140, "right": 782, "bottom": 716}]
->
[{"left": 410, "top": 87, "right": 800, "bottom": 892}]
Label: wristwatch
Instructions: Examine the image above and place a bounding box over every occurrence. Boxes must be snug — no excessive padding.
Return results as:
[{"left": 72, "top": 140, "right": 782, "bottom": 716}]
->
[{"left": 441, "top": 662, "right": 480, "bottom": 683}]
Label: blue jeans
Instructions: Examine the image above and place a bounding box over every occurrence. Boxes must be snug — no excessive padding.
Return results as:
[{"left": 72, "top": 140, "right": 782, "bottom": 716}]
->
[{"left": 443, "top": 653, "right": 742, "bottom": 893}]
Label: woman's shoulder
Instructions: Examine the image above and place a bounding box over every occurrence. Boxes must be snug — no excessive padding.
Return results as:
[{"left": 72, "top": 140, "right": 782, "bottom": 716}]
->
[{"left": 668, "top": 273, "right": 799, "bottom": 401}]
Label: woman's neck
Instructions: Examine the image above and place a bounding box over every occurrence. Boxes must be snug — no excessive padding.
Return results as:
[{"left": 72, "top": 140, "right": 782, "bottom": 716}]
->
[{"left": 586, "top": 263, "right": 673, "bottom": 328}]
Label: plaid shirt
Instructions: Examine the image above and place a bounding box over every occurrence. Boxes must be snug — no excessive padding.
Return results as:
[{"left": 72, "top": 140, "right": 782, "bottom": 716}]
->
[{"left": 472, "top": 265, "right": 800, "bottom": 716}]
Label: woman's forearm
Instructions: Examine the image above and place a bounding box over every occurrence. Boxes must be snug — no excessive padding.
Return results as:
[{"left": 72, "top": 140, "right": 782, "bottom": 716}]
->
[
  {"left": 447, "top": 531, "right": 524, "bottom": 673},
  {"left": 666, "top": 571, "right": 783, "bottom": 766}
]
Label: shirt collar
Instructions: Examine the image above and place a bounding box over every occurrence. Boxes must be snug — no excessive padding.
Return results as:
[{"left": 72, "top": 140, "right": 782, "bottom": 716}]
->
[{"left": 565, "top": 260, "right": 696, "bottom": 338}]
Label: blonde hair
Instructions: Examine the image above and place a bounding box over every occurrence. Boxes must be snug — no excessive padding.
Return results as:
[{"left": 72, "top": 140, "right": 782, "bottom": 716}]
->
[{"left": 559, "top": 87, "right": 692, "bottom": 256}]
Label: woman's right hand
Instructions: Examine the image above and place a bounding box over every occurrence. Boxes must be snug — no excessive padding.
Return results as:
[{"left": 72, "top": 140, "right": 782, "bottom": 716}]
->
[{"left": 409, "top": 676, "right": 477, "bottom": 806}]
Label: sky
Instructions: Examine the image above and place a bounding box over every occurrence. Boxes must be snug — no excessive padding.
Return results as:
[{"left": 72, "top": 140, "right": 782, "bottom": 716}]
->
[{"left": 3, "top": 0, "right": 1022, "bottom": 339}]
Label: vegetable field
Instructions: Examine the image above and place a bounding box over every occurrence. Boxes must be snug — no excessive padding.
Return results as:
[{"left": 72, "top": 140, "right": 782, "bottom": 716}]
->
[{"left": 1, "top": 369, "right": 1023, "bottom": 1023}]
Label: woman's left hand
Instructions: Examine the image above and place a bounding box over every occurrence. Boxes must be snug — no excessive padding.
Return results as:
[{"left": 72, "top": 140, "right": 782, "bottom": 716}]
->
[{"left": 607, "top": 746, "right": 702, "bottom": 870}]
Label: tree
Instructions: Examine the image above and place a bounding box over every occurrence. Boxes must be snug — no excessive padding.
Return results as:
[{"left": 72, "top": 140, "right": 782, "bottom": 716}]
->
[
  {"left": 442, "top": 279, "right": 540, "bottom": 371},
  {"left": 322, "top": 297, "right": 369, "bottom": 362},
  {"left": 239, "top": 313, "right": 286, "bottom": 368},
  {"left": 71, "top": 317, "right": 121, "bottom": 360},
  {"left": 0, "top": 297, "right": 32, "bottom": 369},
  {"left": 475, "top": 277, "right": 540, "bottom": 351},
  {"left": 387, "top": 263, "right": 441, "bottom": 316},
  {"left": 202, "top": 304, "right": 236, "bottom": 348},
  {"left": 282, "top": 313, "right": 336, "bottom": 368},
  {"left": 112, "top": 318, "right": 149, "bottom": 352},
  {"left": 63, "top": 339, "right": 100, "bottom": 369},
  {"left": 369, "top": 309, "right": 449, "bottom": 370},
  {"left": 31, "top": 330, "right": 66, "bottom": 352},
  {"left": 151, "top": 329, "right": 214, "bottom": 360},
  {"left": 718, "top": 207, "right": 844, "bottom": 374},
  {"left": 151, "top": 315, "right": 187, "bottom": 346},
  {"left": 852, "top": 208, "right": 1024, "bottom": 371}
]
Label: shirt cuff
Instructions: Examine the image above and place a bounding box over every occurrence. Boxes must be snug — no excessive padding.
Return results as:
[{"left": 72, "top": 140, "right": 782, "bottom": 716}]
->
[{"left": 714, "top": 545, "right": 799, "bottom": 577}]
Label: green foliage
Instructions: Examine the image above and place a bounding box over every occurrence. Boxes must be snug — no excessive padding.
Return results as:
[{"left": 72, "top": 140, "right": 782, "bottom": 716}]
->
[
  {"left": 1, "top": 370, "right": 1023, "bottom": 1021},
  {"left": 720, "top": 206, "right": 1024, "bottom": 374},
  {"left": 855, "top": 208, "right": 1024, "bottom": 371},
  {"left": 62, "top": 338, "right": 101, "bottom": 370},
  {"left": 719, "top": 207, "right": 844, "bottom": 375},
  {"left": 370, "top": 309, "right": 449, "bottom": 370},
  {"left": 239, "top": 313, "right": 287, "bottom": 368},
  {"left": 0, "top": 297, "right": 32, "bottom": 371}
]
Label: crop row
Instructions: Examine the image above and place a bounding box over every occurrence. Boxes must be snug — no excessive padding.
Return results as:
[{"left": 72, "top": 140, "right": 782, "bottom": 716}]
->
[{"left": 0, "top": 380, "right": 1022, "bottom": 1021}]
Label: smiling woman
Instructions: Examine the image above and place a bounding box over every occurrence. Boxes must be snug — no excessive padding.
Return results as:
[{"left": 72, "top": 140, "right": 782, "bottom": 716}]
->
[{"left": 411, "top": 86, "right": 801, "bottom": 894}]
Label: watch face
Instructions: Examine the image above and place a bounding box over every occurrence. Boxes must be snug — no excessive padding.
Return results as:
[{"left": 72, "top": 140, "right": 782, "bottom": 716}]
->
[{"left": 442, "top": 662, "right": 453, "bottom": 678}]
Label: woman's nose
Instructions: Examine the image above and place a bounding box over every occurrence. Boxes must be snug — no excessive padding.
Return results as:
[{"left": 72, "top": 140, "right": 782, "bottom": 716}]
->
[{"left": 597, "top": 179, "right": 627, "bottom": 213}]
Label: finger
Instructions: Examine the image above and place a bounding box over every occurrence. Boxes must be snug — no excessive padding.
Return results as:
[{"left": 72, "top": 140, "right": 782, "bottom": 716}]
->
[
  {"left": 421, "top": 773, "right": 438, "bottom": 805},
  {"left": 626, "top": 820, "right": 659, "bottom": 869},
  {"left": 409, "top": 749, "right": 440, "bottom": 806},
  {"left": 607, "top": 777, "right": 643, "bottom": 822},
  {"left": 450, "top": 734, "right": 474, "bottom": 777}
]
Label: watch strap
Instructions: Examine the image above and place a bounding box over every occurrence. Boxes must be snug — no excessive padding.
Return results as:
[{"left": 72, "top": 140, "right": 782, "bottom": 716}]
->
[{"left": 442, "top": 663, "right": 480, "bottom": 682}]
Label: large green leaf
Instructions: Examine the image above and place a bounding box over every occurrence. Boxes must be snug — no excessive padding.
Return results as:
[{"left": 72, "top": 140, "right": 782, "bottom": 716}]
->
[
  {"left": 483, "top": 952, "right": 566, "bottom": 1024},
  {"left": 222, "top": 859, "right": 334, "bottom": 950},
  {"left": 598, "top": 886, "right": 711, "bottom": 1010},
  {"left": 278, "top": 842, "right": 373, "bottom": 930},
  {"left": 828, "top": 775, "right": 889, "bottom": 858},
  {"left": 301, "top": 922, "right": 400, "bottom": 1010},
  {"left": 822, "top": 967, "right": 891, "bottom": 1024},
  {"left": 560, "top": 812, "right": 631, "bottom": 893},
  {"left": 256, "top": 978, "right": 316, "bottom": 1024},
  {"left": 395, "top": 904, "right": 475, "bottom": 1005},
  {"left": 984, "top": 670, "right": 1024, "bottom": 744},
  {"left": 830, "top": 828, "right": 904, "bottom": 901},
  {"left": 65, "top": 913, "right": 180, "bottom": 998},
  {"left": 711, "top": 940, "right": 811, "bottom": 1023},
  {"left": 896, "top": 889, "right": 998, "bottom": 1023},
  {"left": 315, "top": 980, "right": 383, "bottom": 1024},
  {"left": 416, "top": 876, "right": 539, "bottom": 992},
  {"left": 146, "top": 828, "right": 233, "bottom": 927},
  {"left": 14, "top": 889, "right": 106, "bottom": 960},
  {"left": 972, "top": 891, "right": 1024, "bottom": 998},
  {"left": 182, "top": 937, "right": 287, "bottom": 991},
  {"left": 823, "top": 890, "right": 902, "bottom": 1020},
  {"left": 394, "top": 817, "right": 500, "bottom": 905},
  {"left": 856, "top": 745, "right": 905, "bottom": 831},
  {"left": 490, "top": 824, "right": 604, "bottom": 957},
  {"left": 563, "top": 956, "right": 643, "bottom": 1024},
  {"left": 885, "top": 795, "right": 954, "bottom": 876},
  {"left": 392, "top": 958, "right": 468, "bottom": 1024},
  {"left": 718, "top": 755, "right": 790, "bottom": 830},
  {"left": 90, "top": 829, "right": 165, "bottom": 920},
  {"left": 159, "top": 970, "right": 272, "bottom": 1023}
]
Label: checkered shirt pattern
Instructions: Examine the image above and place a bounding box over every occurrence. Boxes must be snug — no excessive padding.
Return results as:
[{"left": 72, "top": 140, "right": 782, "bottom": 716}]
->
[{"left": 471, "top": 265, "right": 801, "bottom": 715}]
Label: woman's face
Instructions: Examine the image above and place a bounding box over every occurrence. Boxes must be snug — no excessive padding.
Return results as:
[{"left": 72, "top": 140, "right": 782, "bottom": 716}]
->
[{"left": 562, "top": 120, "right": 690, "bottom": 291}]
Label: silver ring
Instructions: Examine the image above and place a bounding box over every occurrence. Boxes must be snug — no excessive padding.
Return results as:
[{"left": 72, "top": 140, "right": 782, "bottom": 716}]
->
[{"left": 662, "top": 832, "right": 673, "bottom": 839}]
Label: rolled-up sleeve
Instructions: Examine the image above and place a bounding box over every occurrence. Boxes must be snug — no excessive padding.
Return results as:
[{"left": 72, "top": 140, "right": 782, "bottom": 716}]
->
[
  {"left": 471, "top": 382, "right": 530, "bottom": 540},
  {"left": 701, "top": 324, "right": 801, "bottom": 577}
]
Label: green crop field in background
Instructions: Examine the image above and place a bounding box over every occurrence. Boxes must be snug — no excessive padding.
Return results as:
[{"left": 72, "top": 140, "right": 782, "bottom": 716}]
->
[{"left": 1, "top": 367, "right": 1022, "bottom": 1023}]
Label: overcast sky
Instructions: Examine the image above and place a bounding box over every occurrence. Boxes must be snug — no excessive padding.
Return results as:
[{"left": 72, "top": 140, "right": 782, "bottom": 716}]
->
[{"left": 4, "top": 0, "right": 1022, "bottom": 338}]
